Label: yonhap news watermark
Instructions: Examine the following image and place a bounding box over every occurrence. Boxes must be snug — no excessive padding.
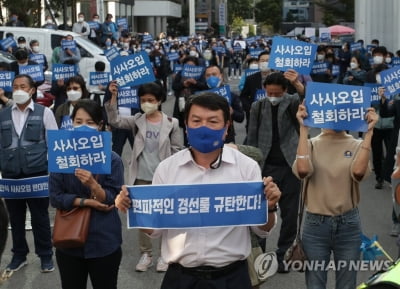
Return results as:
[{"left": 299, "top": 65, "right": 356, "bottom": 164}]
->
[{"left": 284, "top": 260, "right": 392, "bottom": 272}]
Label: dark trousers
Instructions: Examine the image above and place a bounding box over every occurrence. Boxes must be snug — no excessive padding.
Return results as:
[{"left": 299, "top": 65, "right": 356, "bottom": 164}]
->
[
  {"left": 111, "top": 127, "right": 134, "bottom": 156},
  {"left": 56, "top": 247, "right": 122, "bottom": 289},
  {"left": 5, "top": 197, "right": 53, "bottom": 258},
  {"left": 371, "top": 128, "right": 393, "bottom": 182},
  {"left": 160, "top": 260, "right": 252, "bottom": 289},
  {"left": 262, "top": 164, "right": 300, "bottom": 262}
]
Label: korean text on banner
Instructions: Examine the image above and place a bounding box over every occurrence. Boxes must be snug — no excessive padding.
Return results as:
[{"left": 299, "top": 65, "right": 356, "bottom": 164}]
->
[
  {"left": 304, "top": 82, "right": 371, "bottom": 132},
  {"left": 0, "top": 176, "right": 49, "bottom": 199},
  {"left": 127, "top": 182, "right": 267, "bottom": 229},
  {"left": 380, "top": 66, "right": 400, "bottom": 96},
  {"left": 110, "top": 52, "right": 155, "bottom": 87},
  {"left": 47, "top": 130, "right": 112, "bottom": 174},
  {"left": 117, "top": 86, "right": 139, "bottom": 108},
  {"left": 269, "top": 36, "right": 317, "bottom": 75}
]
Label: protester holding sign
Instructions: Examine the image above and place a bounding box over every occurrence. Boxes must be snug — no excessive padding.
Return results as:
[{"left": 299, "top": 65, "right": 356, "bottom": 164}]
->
[
  {"left": 49, "top": 99, "right": 124, "bottom": 289},
  {"left": 294, "top": 102, "right": 378, "bottom": 289},
  {"left": 29, "top": 40, "right": 48, "bottom": 72},
  {"left": 115, "top": 92, "right": 281, "bottom": 289},
  {"left": 247, "top": 71, "right": 304, "bottom": 273},
  {"left": 0, "top": 75, "right": 58, "bottom": 275},
  {"left": 59, "top": 35, "right": 81, "bottom": 73},
  {"left": 54, "top": 76, "right": 90, "bottom": 129},
  {"left": 105, "top": 81, "right": 182, "bottom": 272}
]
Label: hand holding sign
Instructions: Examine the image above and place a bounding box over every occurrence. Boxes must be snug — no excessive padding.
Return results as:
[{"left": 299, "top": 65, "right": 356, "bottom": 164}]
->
[
  {"left": 263, "top": 176, "right": 281, "bottom": 210},
  {"left": 365, "top": 107, "right": 379, "bottom": 131},
  {"left": 115, "top": 185, "right": 132, "bottom": 213},
  {"left": 296, "top": 100, "right": 308, "bottom": 127}
]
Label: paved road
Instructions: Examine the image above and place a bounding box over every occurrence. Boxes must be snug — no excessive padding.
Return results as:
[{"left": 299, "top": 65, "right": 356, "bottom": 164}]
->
[{"left": 0, "top": 78, "right": 399, "bottom": 288}]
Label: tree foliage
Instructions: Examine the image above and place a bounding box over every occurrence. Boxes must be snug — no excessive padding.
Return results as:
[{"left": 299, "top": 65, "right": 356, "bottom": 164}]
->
[
  {"left": 228, "top": 0, "right": 253, "bottom": 24},
  {"left": 254, "top": 0, "right": 282, "bottom": 32},
  {"left": 314, "top": 0, "right": 354, "bottom": 26}
]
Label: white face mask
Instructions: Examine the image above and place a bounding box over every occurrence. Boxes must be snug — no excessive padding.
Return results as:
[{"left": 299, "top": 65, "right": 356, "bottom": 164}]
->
[
  {"left": 67, "top": 90, "right": 82, "bottom": 102},
  {"left": 249, "top": 63, "right": 259, "bottom": 70},
  {"left": 170, "top": 49, "right": 176, "bottom": 53},
  {"left": 32, "top": 46, "right": 40, "bottom": 53},
  {"left": 259, "top": 61, "right": 269, "bottom": 72},
  {"left": 47, "top": 19, "right": 53, "bottom": 24},
  {"left": 78, "top": 17, "right": 84, "bottom": 22},
  {"left": 13, "top": 89, "right": 31, "bottom": 104},
  {"left": 376, "top": 74, "right": 382, "bottom": 84},
  {"left": 267, "top": 96, "right": 283, "bottom": 106},
  {"left": 350, "top": 62, "right": 358, "bottom": 69},
  {"left": 189, "top": 50, "right": 198, "bottom": 57},
  {"left": 123, "top": 43, "right": 129, "bottom": 49},
  {"left": 317, "top": 54, "right": 325, "bottom": 61},
  {"left": 373, "top": 55, "right": 384, "bottom": 65},
  {"left": 203, "top": 50, "right": 212, "bottom": 61},
  {"left": 141, "top": 102, "right": 159, "bottom": 114},
  {"left": 385, "top": 57, "right": 392, "bottom": 64},
  {"left": 18, "top": 43, "right": 26, "bottom": 49}
]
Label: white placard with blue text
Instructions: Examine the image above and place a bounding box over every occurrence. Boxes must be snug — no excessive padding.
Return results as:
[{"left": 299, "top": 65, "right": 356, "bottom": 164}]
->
[
  {"left": 304, "top": 82, "right": 371, "bottom": 132},
  {"left": 117, "top": 86, "right": 139, "bottom": 108},
  {"left": 19, "top": 65, "right": 44, "bottom": 82},
  {"left": 182, "top": 64, "right": 204, "bottom": 80},
  {"left": 127, "top": 182, "right": 267, "bottom": 229},
  {"left": 52, "top": 64, "right": 77, "bottom": 80},
  {"left": 47, "top": 130, "right": 111, "bottom": 174},
  {"left": 110, "top": 52, "right": 155, "bottom": 87},
  {"left": 0, "top": 176, "right": 49, "bottom": 199},
  {"left": 379, "top": 66, "right": 400, "bottom": 96},
  {"left": 269, "top": 36, "right": 317, "bottom": 75},
  {"left": 89, "top": 72, "right": 110, "bottom": 86},
  {"left": 0, "top": 71, "right": 14, "bottom": 92}
]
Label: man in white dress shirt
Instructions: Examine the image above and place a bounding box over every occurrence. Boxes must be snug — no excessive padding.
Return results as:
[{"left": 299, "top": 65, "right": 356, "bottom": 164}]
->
[{"left": 116, "top": 92, "right": 281, "bottom": 289}]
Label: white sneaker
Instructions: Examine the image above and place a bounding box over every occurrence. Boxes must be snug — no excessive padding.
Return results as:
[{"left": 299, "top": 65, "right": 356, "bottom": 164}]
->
[
  {"left": 156, "top": 257, "right": 169, "bottom": 272},
  {"left": 135, "top": 253, "right": 153, "bottom": 272}
]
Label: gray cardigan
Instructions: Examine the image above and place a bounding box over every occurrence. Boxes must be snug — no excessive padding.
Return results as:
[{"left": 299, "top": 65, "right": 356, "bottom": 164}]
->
[
  {"left": 105, "top": 102, "right": 183, "bottom": 184},
  {"left": 247, "top": 94, "right": 300, "bottom": 169}
]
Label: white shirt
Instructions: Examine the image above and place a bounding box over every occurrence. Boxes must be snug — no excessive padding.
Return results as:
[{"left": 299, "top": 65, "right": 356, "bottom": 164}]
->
[
  {"left": 150, "top": 146, "right": 272, "bottom": 268},
  {"left": 12, "top": 100, "right": 58, "bottom": 136}
]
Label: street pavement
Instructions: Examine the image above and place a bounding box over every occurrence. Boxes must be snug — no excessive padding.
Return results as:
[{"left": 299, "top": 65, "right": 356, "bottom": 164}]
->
[{"left": 0, "top": 77, "right": 399, "bottom": 289}]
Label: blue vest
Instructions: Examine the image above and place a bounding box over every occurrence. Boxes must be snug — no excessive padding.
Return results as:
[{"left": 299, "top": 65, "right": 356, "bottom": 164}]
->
[{"left": 0, "top": 103, "right": 47, "bottom": 178}]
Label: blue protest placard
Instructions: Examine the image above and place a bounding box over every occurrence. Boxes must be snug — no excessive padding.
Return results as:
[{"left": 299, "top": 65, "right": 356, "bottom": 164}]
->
[
  {"left": 110, "top": 52, "right": 156, "bottom": 87},
  {"left": 52, "top": 64, "right": 77, "bottom": 80},
  {"left": 392, "top": 57, "right": 400, "bottom": 67},
  {"left": 350, "top": 42, "right": 362, "bottom": 52},
  {"left": 167, "top": 52, "right": 180, "bottom": 61},
  {"left": 87, "top": 21, "right": 100, "bottom": 30},
  {"left": 233, "top": 44, "right": 243, "bottom": 52},
  {"left": 47, "top": 130, "right": 112, "bottom": 174},
  {"left": 249, "top": 48, "right": 263, "bottom": 58},
  {"left": 311, "top": 61, "right": 329, "bottom": 74},
  {"left": 89, "top": 72, "right": 110, "bottom": 86},
  {"left": 380, "top": 66, "right": 400, "bottom": 96},
  {"left": 29, "top": 54, "right": 46, "bottom": 66},
  {"left": 0, "top": 176, "right": 49, "bottom": 199},
  {"left": 0, "top": 37, "right": 16, "bottom": 51},
  {"left": 104, "top": 46, "right": 120, "bottom": 62},
  {"left": 174, "top": 64, "right": 183, "bottom": 73},
  {"left": 201, "top": 85, "right": 232, "bottom": 105},
  {"left": 117, "top": 18, "right": 128, "bottom": 29},
  {"left": 364, "top": 83, "right": 381, "bottom": 103},
  {"left": 245, "top": 69, "right": 260, "bottom": 78},
  {"left": 213, "top": 46, "right": 226, "bottom": 55},
  {"left": 60, "top": 115, "right": 73, "bottom": 130},
  {"left": 142, "top": 34, "right": 153, "bottom": 43},
  {"left": 0, "top": 71, "right": 14, "bottom": 92},
  {"left": 254, "top": 89, "right": 266, "bottom": 102},
  {"left": 127, "top": 181, "right": 267, "bottom": 229},
  {"left": 270, "top": 36, "right": 317, "bottom": 75},
  {"left": 332, "top": 64, "right": 340, "bottom": 76},
  {"left": 19, "top": 65, "right": 44, "bottom": 82},
  {"left": 246, "top": 36, "right": 256, "bottom": 45},
  {"left": 179, "top": 36, "right": 188, "bottom": 42},
  {"left": 117, "top": 86, "right": 139, "bottom": 108},
  {"left": 367, "top": 45, "right": 376, "bottom": 55},
  {"left": 61, "top": 40, "right": 77, "bottom": 51},
  {"left": 181, "top": 64, "right": 204, "bottom": 80},
  {"left": 304, "top": 82, "right": 371, "bottom": 132}
]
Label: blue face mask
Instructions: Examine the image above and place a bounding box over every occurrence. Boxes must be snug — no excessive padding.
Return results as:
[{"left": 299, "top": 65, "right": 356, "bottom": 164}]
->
[
  {"left": 187, "top": 126, "right": 226, "bottom": 153},
  {"left": 74, "top": 124, "right": 97, "bottom": 131},
  {"left": 206, "top": 76, "right": 221, "bottom": 89}
]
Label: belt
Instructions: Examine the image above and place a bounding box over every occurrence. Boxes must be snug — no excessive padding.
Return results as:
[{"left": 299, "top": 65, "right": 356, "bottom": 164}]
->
[{"left": 170, "top": 260, "right": 245, "bottom": 280}]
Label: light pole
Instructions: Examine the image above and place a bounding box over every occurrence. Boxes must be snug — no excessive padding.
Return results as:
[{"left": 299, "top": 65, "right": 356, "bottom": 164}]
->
[{"left": 189, "top": 0, "right": 195, "bottom": 35}]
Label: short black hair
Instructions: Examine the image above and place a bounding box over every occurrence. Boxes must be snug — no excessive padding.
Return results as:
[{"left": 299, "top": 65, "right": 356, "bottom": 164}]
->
[
  {"left": 0, "top": 62, "right": 10, "bottom": 71},
  {"left": 205, "top": 65, "right": 223, "bottom": 74},
  {"left": 258, "top": 50, "right": 270, "bottom": 60},
  {"left": 95, "top": 61, "right": 106, "bottom": 72},
  {"left": 71, "top": 99, "right": 105, "bottom": 130},
  {"left": 14, "top": 49, "right": 28, "bottom": 60},
  {"left": 372, "top": 46, "right": 387, "bottom": 56},
  {"left": 183, "top": 56, "right": 199, "bottom": 66},
  {"left": 138, "top": 82, "right": 165, "bottom": 102},
  {"left": 29, "top": 40, "right": 39, "bottom": 47},
  {"left": 184, "top": 92, "right": 230, "bottom": 124},
  {"left": 263, "top": 72, "right": 289, "bottom": 90}
]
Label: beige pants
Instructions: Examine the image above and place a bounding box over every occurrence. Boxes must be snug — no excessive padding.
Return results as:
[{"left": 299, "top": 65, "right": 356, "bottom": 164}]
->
[{"left": 135, "top": 179, "right": 160, "bottom": 255}]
